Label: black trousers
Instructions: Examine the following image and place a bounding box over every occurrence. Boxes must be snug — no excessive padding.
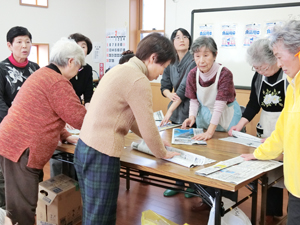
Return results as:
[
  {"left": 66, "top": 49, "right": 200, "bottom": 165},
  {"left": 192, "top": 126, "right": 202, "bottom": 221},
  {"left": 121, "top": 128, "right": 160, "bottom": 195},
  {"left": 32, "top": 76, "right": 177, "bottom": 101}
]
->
[
  {"left": 266, "top": 187, "right": 283, "bottom": 216},
  {"left": 0, "top": 149, "right": 43, "bottom": 225},
  {"left": 287, "top": 193, "right": 300, "bottom": 225}
]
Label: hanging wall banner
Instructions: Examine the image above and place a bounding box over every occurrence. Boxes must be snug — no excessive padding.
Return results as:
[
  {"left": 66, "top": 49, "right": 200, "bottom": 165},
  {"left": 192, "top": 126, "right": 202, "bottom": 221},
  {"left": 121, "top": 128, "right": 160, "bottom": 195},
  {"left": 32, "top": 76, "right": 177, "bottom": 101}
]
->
[
  {"left": 198, "top": 24, "right": 213, "bottom": 37},
  {"left": 106, "top": 28, "right": 127, "bottom": 69},
  {"left": 243, "top": 23, "right": 261, "bottom": 47},
  {"left": 221, "top": 24, "right": 237, "bottom": 48}
]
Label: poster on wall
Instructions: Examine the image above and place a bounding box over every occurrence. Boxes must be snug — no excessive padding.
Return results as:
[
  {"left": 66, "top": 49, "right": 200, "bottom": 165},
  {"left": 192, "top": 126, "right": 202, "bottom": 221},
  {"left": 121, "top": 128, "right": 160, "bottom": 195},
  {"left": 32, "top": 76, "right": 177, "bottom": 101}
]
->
[
  {"left": 92, "top": 42, "right": 102, "bottom": 63},
  {"left": 243, "top": 23, "right": 261, "bottom": 47},
  {"left": 106, "top": 28, "right": 127, "bottom": 70},
  {"left": 198, "top": 24, "right": 213, "bottom": 37},
  {"left": 221, "top": 24, "right": 237, "bottom": 48},
  {"left": 265, "top": 22, "right": 283, "bottom": 37}
]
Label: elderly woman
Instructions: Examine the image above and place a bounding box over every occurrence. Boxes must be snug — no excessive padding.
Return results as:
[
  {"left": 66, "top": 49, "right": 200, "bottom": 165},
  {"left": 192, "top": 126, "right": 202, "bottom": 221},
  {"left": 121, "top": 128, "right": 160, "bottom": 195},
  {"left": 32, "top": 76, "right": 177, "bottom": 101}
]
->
[
  {"left": 74, "top": 33, "right": 180, "bottom": 225},
  {"left": 0, "top": 26, "right": 39, "bottom": 208},
  {"left": 160, "top": 28, "right": 196, "bottom": 198},
  {"left": 119, "top": 50, "right": 135, "bottom": 64},
  {"left": 0, "top": 38, "right": 86, "bottom": 225},
  {"left": 229, "top": 38, "right": 287, "bottom": 223},
  {"left": 69, "top": 33, "right": 94, "bottom": 108},
  {"left": 242, "top": 20, "right": 300, "bottom": 225},
  {"left": 182, "top": 36, "right": 241, "bottom": 140}
]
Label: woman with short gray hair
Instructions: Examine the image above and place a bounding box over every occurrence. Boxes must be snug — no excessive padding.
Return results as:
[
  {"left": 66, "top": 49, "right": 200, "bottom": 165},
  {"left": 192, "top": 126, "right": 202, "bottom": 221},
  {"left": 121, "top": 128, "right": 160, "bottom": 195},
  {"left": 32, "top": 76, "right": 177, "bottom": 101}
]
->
[
  {"left": 242, "top": 20, "right": 300, "bottom": 225},
  {"left": 0, "top": 38, "right": 87, "bottom": 225},
  {"left": 229, "top": 38, "right": 287, "bottom": 223},
  {"left": 182, "top": 36, "right": 241, "bottom": 141}
]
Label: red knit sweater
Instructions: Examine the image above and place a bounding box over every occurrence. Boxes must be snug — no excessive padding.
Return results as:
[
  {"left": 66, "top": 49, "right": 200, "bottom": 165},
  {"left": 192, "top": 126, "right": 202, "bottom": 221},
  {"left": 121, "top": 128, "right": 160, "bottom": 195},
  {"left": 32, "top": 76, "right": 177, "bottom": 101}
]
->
[{"left": 0, "top": 66, "right": 86, "bottom": 169}]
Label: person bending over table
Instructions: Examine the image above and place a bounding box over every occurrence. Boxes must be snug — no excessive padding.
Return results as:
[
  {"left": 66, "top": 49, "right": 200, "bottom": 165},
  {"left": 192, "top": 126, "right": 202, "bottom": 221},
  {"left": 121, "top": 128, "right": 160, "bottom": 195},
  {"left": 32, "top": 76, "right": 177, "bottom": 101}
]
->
[
  {"left": 182, "top": 36, "right": 242, "bottom": 141},
  {"left": 182, "top": 36, "right": 242, "bottom": 211},
  {"left": 229, "top": 38, "right": 287, "bottom": 224},
  {"left": 74, "top": 33, "right": 180, "bottom": 225},
  {"left": 242, "top": 20, "right": 300, "bottom": 225},
  {"left": 0, "top": 38, "right": 86, "bottom": 225},
  {"left": 0, "top": 26, "right": 40, "bottom": 208},
  {"left": 160, "top": 28, "right": 196, "bottom": 198}
]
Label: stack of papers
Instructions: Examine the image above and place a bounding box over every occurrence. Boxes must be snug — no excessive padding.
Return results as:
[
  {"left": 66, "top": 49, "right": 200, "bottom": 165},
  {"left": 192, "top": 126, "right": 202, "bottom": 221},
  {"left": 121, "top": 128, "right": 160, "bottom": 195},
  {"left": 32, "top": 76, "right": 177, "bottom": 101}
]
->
[
  {"left": 195, "top": 156, "right": 283, "bottom": 184},
  {"left": 131, "top": 141, "right": 215, "bottom": 168},
  {"left": 172, "top": 128, "right": 206, "bottom": 145},
  {"left": 219, "top": 130, "right": 262, "bottom": 148}
]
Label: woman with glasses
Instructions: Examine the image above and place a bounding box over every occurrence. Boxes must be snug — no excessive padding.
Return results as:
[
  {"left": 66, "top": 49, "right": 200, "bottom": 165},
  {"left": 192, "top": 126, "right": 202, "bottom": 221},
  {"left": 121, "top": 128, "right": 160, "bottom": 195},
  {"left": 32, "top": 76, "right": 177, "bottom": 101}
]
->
[
  {"left": 160, "top": 28, "right": 196, "bottom": 198},
  {"left": 242, "top": 20, "right": 300, "bottom": 225},
  {"left": 229, "top": 38, "right": 287, "bottom": 139},
  {"left": 229, "top": 38, "right": 287, "bottom": 224}
]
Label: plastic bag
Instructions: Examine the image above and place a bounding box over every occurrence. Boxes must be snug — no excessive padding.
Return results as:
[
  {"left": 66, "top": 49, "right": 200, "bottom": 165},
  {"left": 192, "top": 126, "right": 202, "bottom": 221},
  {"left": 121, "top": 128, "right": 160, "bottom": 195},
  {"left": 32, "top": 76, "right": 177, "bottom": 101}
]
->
[
  {"left": 141, "top": 210, "right": 179, "bottom": 225},
  {"left": 207, "top": 197, "right": 252, "bottom": 225}
]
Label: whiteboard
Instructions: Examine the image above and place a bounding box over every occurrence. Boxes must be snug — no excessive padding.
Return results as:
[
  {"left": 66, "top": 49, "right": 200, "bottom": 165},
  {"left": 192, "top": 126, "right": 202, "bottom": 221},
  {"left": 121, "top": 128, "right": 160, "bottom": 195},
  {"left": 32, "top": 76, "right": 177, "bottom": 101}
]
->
[{"left": 191, "top": 3, "right": 300, "bottom": 89}]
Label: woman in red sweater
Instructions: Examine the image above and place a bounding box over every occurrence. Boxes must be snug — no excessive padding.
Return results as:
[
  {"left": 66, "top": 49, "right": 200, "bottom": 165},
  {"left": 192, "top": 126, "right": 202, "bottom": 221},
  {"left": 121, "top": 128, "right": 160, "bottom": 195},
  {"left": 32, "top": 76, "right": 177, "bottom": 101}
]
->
[{"left": 0, "top": 38, "right": 87, "bottom": 225}]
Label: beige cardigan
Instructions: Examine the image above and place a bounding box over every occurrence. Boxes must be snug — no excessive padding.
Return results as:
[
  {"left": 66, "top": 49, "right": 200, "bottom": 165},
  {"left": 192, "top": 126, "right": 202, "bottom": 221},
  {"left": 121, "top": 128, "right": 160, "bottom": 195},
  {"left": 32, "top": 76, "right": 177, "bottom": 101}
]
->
[{"left": 80, "top": 57, "right": 167, "bottom": 158}]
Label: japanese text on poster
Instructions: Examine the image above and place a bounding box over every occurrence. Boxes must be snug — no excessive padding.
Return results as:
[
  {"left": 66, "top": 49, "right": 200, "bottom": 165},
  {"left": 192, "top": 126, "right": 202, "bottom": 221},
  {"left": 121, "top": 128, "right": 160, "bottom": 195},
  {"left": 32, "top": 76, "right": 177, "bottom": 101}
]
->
[
  {"left": 221, "top": 24, "right": 236, "bottom": 48},
  {"left": 198, "top": 24, "right": 213, "bottom": 37},
  {"left": 243, "top": 23, "right": 261, "bottom": 47}
]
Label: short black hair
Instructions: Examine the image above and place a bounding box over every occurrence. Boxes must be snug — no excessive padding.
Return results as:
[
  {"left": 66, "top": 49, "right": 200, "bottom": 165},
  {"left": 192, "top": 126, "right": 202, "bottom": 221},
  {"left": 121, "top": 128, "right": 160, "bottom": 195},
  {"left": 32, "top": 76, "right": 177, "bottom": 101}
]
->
[
  {"left": 136, "top": 33, "right": 176, "bottom": 64},
  {"left": 69, "top": 33, "right": 93, "bottom": 55},
  {"left": 119, "top": 50, "right": 134, "bottom": 64},
  {"left": 170, "top": 28, "right": 192, "bottom": 49},
  {"left": 7, "top": 26, "right": 32, "bottom": 44}
]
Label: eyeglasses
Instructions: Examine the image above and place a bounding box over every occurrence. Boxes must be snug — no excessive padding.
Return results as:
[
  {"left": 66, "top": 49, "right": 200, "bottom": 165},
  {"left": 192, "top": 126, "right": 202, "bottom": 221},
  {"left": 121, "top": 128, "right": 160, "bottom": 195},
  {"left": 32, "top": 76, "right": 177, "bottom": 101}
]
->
[
  {"left": 174, "top": 35, "right": 188, "bottom": 41},
  {"left": 78, "top": 67, "right": 84, "bottom": 72},
  {"left": 252, "top": 65, "right": 269, "bottom": 73}
]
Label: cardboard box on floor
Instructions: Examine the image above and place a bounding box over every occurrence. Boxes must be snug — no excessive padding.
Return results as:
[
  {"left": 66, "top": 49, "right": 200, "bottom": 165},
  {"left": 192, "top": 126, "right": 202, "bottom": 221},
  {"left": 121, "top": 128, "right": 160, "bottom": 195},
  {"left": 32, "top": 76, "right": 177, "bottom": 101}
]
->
[{"left": 36, "top": 174, "right": 82, "bottom": 225}]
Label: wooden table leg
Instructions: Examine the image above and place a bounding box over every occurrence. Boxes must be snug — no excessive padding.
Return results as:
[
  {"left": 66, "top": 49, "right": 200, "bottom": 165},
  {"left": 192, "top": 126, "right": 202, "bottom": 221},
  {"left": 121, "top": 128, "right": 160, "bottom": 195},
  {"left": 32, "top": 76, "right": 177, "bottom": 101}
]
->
[
  {"left": 260, "top": 174, "right": 268, "bottom": 225},
  {"left": 126, "top": 167, "right": 130, "bottom": 190},
  {"left": 251, "top": 179, "right": 258, "bottom": 225}
]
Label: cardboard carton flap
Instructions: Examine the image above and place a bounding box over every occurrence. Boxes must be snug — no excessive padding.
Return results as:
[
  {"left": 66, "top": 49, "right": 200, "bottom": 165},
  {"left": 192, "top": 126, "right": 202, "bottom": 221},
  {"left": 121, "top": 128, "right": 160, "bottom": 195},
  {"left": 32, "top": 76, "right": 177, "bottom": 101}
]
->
[{"left": 38, "top": 174, "right": 79, "bottom": 206}]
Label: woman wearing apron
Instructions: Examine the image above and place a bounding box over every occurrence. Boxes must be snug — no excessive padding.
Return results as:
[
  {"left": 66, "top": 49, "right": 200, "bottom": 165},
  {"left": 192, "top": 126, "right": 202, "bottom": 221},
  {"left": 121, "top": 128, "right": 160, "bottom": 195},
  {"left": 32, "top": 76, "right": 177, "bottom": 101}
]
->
[
  {"left": 183, "top": 36, "right": 241, "bottom": 141},
  {"left": 229, "top": 38, "right": 287, "bottom": 224},
  {"left": 182, "top": 36, "right": 241, "bottom": 211}
]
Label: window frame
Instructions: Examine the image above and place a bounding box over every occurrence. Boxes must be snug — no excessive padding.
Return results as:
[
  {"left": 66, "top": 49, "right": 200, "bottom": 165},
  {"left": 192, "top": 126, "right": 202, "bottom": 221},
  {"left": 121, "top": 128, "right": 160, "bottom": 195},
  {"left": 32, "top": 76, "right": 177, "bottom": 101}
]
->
[
  {"left": 29, "top": 43, "right": 49, "bottom": 67},
  {"left": 19, "top": 0, "right": 48, "bottom": 8},
  {"left": 129, "top": 0, "right": 166, "bottom": 52}
]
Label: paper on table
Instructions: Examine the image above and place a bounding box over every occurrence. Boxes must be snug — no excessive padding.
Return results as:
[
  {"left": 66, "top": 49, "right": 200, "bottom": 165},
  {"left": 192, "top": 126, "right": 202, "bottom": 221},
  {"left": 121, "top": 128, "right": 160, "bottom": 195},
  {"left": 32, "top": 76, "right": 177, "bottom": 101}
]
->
[
  {"left": 205, "top": 160, "right": 283, "bottom": 184},
  {"left": 155, "top": 121, "right": 181, "bottom": 131},
  {"left": 219, "top": 130, "right": 262, "bottom": 148},
  {"left": 195, "top": 156, "right": 245, "bottom": 176},
  {"left": 195, "top": 156, "right": 283, "bottom": 184},
  {"left": 153, "top": 110, "right": 164, "bottom": 121},
  {"left": 172, "top": 128, "right": 207, "bottom": 145},
  {"left": 131, "top": 141, "right": 215, "bottom": 168}
]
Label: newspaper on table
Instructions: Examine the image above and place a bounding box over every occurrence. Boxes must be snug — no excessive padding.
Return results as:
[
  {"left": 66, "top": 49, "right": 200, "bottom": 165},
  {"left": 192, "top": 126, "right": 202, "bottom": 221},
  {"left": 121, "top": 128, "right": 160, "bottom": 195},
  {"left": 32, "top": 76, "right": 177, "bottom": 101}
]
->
[
  {"left": 131, "top": 140, "right": 215, "bottom": 168},
  {"left": 172, "top": 128, "right": 207, "bottom": 145},
  {"left": 219, "top": 130, "right": 263, "bottom": 148},
  {"left": 155, "top": 121, "right": 181, "bottom": 131},
  {"left": 195, "top": 156, "right": 283, "bottom": 184}
]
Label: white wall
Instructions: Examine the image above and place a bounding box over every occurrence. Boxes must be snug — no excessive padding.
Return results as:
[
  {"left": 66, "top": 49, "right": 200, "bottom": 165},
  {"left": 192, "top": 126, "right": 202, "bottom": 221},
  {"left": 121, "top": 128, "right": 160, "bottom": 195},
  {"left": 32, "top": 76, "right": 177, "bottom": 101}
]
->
[
  {"left": 0, "top": 0, "right": 106, "bottom": 75},
  {"left": 165, "top": 0, "right": 300, "bottom": 38}
]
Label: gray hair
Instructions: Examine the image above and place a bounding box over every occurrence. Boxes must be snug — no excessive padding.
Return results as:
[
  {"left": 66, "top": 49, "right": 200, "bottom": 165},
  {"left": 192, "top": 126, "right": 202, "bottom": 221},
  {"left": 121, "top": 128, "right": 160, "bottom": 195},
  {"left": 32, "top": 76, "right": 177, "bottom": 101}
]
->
[
  {"left": 269, "top": 20, "right": 300, "bottom": 55},
  {"left": 246, "top": 38, "right": 277, "bottom": 66},
  {"left": 190, "top": 36, "right": 218, "bottom": 56},
  {"left": 50, "top": 37, "right": 86, "bottom": 67}
]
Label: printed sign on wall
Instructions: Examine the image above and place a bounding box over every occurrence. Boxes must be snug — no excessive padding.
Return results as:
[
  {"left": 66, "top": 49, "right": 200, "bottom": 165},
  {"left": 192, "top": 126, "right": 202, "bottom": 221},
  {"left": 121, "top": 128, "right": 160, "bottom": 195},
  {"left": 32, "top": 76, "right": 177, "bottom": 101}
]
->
[{"left": 106, "top": 28, "right": 127, "bottom": 70}]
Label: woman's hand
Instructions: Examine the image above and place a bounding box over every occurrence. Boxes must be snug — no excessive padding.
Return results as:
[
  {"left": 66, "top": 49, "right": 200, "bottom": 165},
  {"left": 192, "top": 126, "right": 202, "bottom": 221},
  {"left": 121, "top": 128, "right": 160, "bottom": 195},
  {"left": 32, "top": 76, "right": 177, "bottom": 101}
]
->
[
  {"left": 192, "top": 131, "right": 213, "bottom": 141},
  {"left": 181, "top": 116, "right": 196, "bottom": 129},
  {"left": 65, "top": 135, "right": 79, "bottom": 144},
  {"left": 163, "top": 151, "right": 181, "bottom": 159},
  {"left": 261, "top": 138, "right": 267, "bottom": 143},
  {"left": 160, "top": 111, "right": 172, "bottom": 126},
  {"left": 241, "top": 153, "right": 256, "bottom": 161},
  {"left": 167, "top": 93, "right": 180, "bottom": 102},
  {"left": 228, "top": 124, "right": 242, "bottom": 136}
]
